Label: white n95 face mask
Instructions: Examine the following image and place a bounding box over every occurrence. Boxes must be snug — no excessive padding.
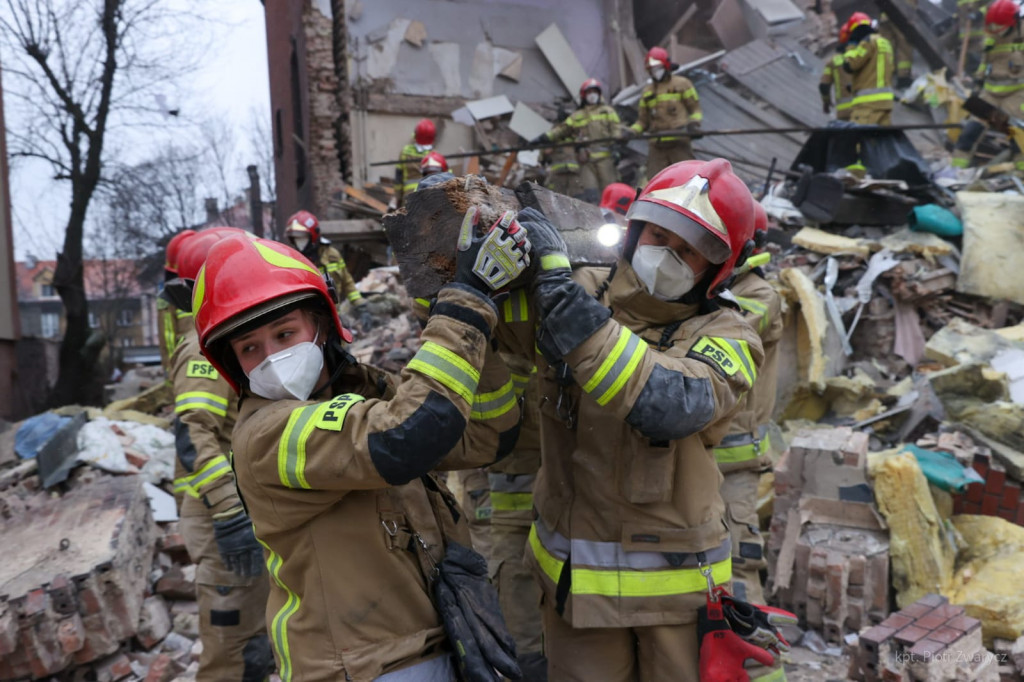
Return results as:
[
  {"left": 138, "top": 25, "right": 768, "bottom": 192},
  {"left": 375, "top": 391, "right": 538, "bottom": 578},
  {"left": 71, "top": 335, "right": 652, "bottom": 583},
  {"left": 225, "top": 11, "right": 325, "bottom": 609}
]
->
[
  {"left": 290, "top": 235, "right": 310, "bottom": 253},
  {"left": 650, "top": 65, "right": 666, "bottom": 81},
  {"left": 246, "top": 332, "right": 324, "bottom": 401},
  {"left": 631, "top": 244, "right": 703, "bottom": 301},
  {"left": 585, "top": 92, "right": 600, "bottom": 105}
]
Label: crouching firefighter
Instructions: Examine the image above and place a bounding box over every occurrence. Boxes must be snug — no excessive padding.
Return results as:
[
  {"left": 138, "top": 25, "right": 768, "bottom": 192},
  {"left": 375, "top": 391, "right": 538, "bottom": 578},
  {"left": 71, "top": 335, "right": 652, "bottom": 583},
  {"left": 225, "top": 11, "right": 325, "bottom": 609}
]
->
[
  {"left": 162, "top": 227, "right": 275, "bottom": 682},
  {"left": 494, "top": 158, "right": 794, "bottom": 681},
  {"left": 192, "top": 212, "right": 531, "bottom": 681}
]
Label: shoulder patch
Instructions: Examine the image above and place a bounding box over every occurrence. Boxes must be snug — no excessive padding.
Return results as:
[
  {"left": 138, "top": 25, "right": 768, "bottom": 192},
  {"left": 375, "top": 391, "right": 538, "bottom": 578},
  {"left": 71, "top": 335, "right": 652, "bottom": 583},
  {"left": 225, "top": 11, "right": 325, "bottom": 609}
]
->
[
  {"left": 186, "top": 360, "right": 219, "bottom": 380},
  {"left": 313, "top": 393, "right": 365, "bottom": 432},
  {"left": 688, "top": 336, "right": 757, "bottom": 387}
]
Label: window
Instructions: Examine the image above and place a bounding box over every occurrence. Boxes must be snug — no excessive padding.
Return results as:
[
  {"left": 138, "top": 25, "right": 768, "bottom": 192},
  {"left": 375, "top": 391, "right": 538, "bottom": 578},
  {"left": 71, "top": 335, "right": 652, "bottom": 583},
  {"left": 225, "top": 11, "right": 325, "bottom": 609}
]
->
[
  {"left": 117, "top": 309, "right": 134, "bottom": 327},
  {"left": 41, "top": 313, "right": 60, "bottom": 338},
  {"left": 120, "top": 336, "right": 135, "bottom": 348},
  {"left": 40, "top": 284, "right": 55, "bottom": 297}
]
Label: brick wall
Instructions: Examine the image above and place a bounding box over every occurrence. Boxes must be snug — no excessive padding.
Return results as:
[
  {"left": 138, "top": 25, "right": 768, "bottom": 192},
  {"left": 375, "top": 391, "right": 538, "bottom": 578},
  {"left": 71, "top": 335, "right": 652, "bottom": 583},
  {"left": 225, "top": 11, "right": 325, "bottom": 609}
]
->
[{"left": 952, "top": 453, "right": 1024, "bottom": 526}]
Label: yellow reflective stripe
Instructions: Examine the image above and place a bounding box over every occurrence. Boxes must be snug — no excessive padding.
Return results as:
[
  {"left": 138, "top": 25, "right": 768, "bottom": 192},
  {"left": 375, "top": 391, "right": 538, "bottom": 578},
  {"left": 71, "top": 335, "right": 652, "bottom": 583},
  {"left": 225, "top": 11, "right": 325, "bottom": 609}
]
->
[
  {"left": 714, "top": 442, "right": 761, "bottom": 463},
  {"left": 175, "top": 391, "right": 229, "bottom": 416},
  {"left": 491, "top": 491, "right": 533, "bottom": 511},
  {"left": 750, "top": 666, "right": 788, "bottom": 682},
  {"left": 852, "top": 91, "right": 895, "bottom": 104},
  {"left": 403, "top": 181, "right": 420, "bottom": 192},
  {"left": 836, "top": 99, "right": 854, "bottom": 110},
  {"left": 414, "top": 297, "right": 431, "bottom": 309},
  {"left": 502, "top": 288, "right": 530, "bottom": 323},
  {"left": 254, "top": 241, "right": 321, "bottom": 276},
  {"left": 528, "top": 525, "right": 732, "bottom": 597},
  {"left": 734, "top": 296, "right": 769, "bottom": 333},
  {"left": 550, "top": 162, "right": 580, "bottom": 172},
  {"left": 188, "top": 455, "right": 232, "bottom": 491},
  {"left": 407, "top": 341, "right": 480, "bottom": 404},
  {"left": 682, "top": 87, "right": 698, "bottom": 100},
  {"left": 693, "top": 336, "right": 757, "bottom": 386},
  {"left": 990, "top": 42, "right": 1024, "bottom": 53},
  {"left": 951, "top": 156, "right": 970, "bottom": 168},
  {"left": 689, "top": 112, "right": 703, "bottom": 121},
  {"left": 984, "top": 82, "right": 1024, "bottom": 94},
  {"left": 581, "top": 327, "right": 646, "bottom": 406},
  {"left": 509, "top": 367, "right": 537, "bottom": 397},
  {"left": 175, "top": 310, "right": 193, "bottom": 320},
  {"left": 347, "top": 290, "right": 363, "bottom": 302},
  {"left": 325, "top": 261, "right": 342, "bottom": 273},
  {"left": 278, "top": 403, "right": 333, "bottom": 489},
  {"left": 897, "top": 60, "right": 912, "bottom": 69},
  {"left": 540, "top": 253, "right": 570, "bottom": 271},
  {"left": 172, "top": 477, "right": 196, "bottom": 497},
  {"left": 471, "top": 379, "right": 517, "bottom": 420},
  {"left": 162, "top": 311, "right": 176, "bottom": 354},
  {"left": 263, "top": 545, "right": 299, "bottom": 682}
]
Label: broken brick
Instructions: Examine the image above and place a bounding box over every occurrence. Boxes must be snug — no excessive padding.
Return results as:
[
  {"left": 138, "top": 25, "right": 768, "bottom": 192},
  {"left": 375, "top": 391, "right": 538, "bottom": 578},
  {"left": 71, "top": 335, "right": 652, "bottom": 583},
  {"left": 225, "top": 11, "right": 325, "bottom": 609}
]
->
[
  {"left": 984, "top": 469, "right": 1006, "bottom": 494},
  {"left": 894, "top": 625, "right": 930, "bottom": 648}
]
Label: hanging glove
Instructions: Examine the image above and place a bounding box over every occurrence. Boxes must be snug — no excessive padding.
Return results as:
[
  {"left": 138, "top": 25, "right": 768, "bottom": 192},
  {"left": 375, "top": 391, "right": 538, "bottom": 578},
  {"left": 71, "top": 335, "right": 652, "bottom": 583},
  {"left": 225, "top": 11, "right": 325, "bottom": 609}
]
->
[
  {"left": 212, "top": 508, "right": 264, "bottom": 578},
  {"left": 698, "top": 591, "right": 777, "bottom": 682},
  {"left": 822, "top": 99, "right": 832, "bottom": 115},
  {"left": 719, "top": 593, "right": 797, "bottom": 658},
  {"left": 454, "top": 206, "right": 532, "bottom": 294},
  {"left": 434, "top": 542, "right": 522, "bottom": 681},
  {"left": 686, "top": 121, "right": 704, "bottom": 140},
  {"left": 516, "top": 207, "right": 610, "bottom": 364}
]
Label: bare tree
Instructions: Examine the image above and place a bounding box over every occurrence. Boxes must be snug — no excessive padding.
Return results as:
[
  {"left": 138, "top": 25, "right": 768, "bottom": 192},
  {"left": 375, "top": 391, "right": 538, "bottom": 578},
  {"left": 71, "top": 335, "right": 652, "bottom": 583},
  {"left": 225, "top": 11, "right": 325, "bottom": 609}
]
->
[{"left": 0, "top": 0, "right": 204, "bottom": 406}]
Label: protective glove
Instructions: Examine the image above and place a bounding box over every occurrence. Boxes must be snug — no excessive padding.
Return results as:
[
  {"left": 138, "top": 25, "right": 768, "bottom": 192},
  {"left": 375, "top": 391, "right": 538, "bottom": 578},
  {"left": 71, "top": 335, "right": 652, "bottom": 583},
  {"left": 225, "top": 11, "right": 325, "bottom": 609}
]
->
[
  {"left": 516, "top": 207, "right": 570, "bottom": 286},
  {"left": 454, "top": 206, "right": 532, "bottom": 294},
  {"left": 212, "top": 508, "right": 264, "bottom": 578},
  {"left": 434, "top": 542, "right": 522, "bottom": 681},
  {"left": 896, "top": 75, "right": 913, "bottom": 90},
  {"left": 822, "top": 100, "right": 832, "bottom": 115},
  {"left": 720, "top": 593, "right": 797, "bottom": 657},
  {"left": 529, "top": 134, "right": 548, "bottom": 146},
  {"left": 686, "top": 121, "right": 704, "bottom": 140},
  {"left": 621, "top": 125, "right": 638, "bottom": 140},
  {"left": 358, "top": 306, "right": 375, "bottom": 331}
]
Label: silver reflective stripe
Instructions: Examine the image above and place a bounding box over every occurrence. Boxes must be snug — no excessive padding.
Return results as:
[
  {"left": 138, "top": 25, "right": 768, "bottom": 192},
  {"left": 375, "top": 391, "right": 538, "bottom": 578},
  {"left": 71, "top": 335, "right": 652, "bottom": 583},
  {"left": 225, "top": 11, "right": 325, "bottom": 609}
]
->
[
  {"left": 488, "top": 473, "right": 536, "bottom": 493},
  {"left": 718, "top": 423, "right": 770, "bottom": 448},
  {"left": 373, "top": 655, "right": 454, "bottom": 682},
  {"left": 720, "top": 337, "right": 757, "bottom": 383},
  {"left": 537, "top": 519, "right": 732, "bottom": 569},
  {"left": 855, "top": 87, "right": 893, "bottom": 96}
]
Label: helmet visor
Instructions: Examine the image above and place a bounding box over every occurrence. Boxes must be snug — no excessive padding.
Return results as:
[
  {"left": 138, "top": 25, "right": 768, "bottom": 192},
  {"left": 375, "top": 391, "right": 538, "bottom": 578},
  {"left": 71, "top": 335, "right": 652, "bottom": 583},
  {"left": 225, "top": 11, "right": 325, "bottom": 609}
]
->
[
  {"left": 206, "top": 291, "right": 321, "bottom": 347},
  {"left": 626, "top": 200, "right": 731, "bottom": 264}
]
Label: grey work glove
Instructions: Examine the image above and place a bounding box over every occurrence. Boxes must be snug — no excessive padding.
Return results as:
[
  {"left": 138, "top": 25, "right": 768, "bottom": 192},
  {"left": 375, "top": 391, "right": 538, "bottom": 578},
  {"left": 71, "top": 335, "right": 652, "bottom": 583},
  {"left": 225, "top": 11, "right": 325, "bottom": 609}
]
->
[
  {"left": 212, "top": 509, "right": 264, "bottom": 578},
  {"left": 455, "top": 206, "right": 532, "bottom": 294},
  {"left": 434, "top": 542, "right": 522, "bottom": 681}
]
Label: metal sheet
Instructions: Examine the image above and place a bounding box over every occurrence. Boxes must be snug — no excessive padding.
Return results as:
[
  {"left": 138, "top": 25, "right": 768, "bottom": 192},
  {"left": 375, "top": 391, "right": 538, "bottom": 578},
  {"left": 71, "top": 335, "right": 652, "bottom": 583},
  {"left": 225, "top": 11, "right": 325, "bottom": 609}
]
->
[
  {"left": 509, "top": 102, "right": 552, "bottom": 141},
  {"left": 535, "top": 22, "right": 590, "bottom": 105},
  {"left": 465, "top": 95, "right": 515, "bottom": 121},
  {"left": 709, "top": 0, "right": 753, "bottom": 50}
]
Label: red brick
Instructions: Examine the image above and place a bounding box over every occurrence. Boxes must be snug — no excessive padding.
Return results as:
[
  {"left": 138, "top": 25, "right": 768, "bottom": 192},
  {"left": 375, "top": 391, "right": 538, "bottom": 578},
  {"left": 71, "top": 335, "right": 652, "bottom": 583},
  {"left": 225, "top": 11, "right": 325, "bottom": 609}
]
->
[
  {"left": 929, "top": 604, "right": 965, "bottom": 620},
  {"left": 915, "top": 612, "right": 947, "bottom": 631},
  {"left": 894, "top": 625, "right": 930, "bottom": 648},
  {"left": 899, "top": 602, "right": 934, "bottom": 619},
  {"left": 1017, "top": 504, "right": 1024, "bottom": 526},
  {"left": 917, "top": 594, "right": 948, "bottom": 608},
  {"left": 909, "top": 637, "right": 947, "bottom": 661},
  {"left": 880, "top": 613, "right": 914, "bottom": 630},
  {"left": 859, "top": 624, "right": 896, "bottom": 649},
  {"left": 1001, "top": 483, "right": 1021, "bottom": 510},
  {"left": 981, "top": 494, "right": 999, "bottom": 516},
  {"left": 998, "top": 507, "right": 1016, "bottom": 522},
  {"left": 965, "top": 483, "right": 984, "bottom": 503},
  {"left": 953, "top": 496, "right": 965, "bottom": 514},
  {"left": 972, "top": 457, "right": 989, "bottom": 477},
  {"left": 946, "top": 615, "right": 981, "bottom": 633},
  {"left": 927, "top": 627, "right": 964, "bottom": 645},
  {"left": 964, "top": 501, "right": 983, "bottom": 514},
  {"left": 984, "top": 469, "right": 1006, "bottom": 494}
]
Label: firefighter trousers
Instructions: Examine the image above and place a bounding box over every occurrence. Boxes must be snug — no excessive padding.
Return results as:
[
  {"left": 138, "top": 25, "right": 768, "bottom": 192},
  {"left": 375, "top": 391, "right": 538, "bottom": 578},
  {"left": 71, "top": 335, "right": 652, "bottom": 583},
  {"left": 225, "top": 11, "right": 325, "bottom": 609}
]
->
[
  {"left": 579, "top": 157, "right": 618, "bottom": 204},
  {"left": 720, "top": 469, "right": 767, "bottom": 605},
  {"left": 541, "top": 599, "right": 699, "bottom": 681},
  {"left": 180, "top": 511, "right": 273, "bottom": 682},
  {"left": 645, "top": 141, "right": 694, "bottom": 181}
]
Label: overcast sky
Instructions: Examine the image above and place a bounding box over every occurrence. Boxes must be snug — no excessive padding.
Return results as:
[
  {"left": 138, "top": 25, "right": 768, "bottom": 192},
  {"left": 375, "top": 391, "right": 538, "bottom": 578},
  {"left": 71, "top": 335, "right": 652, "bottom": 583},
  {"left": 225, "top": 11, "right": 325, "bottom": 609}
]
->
[{"left": 6, "top": 0, "right": 271, "bottom": 261}]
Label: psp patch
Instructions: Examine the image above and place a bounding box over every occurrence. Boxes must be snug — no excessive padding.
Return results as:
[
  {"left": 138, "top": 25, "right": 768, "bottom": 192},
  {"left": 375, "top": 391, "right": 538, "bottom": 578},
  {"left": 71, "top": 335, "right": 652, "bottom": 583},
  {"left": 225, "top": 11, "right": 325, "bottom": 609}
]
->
[
  {"left": 313, "top": 394, "right": 365, "bottom": 432},
  {"left": 691, "top": 337, "right": 739, "bottom": 378},
  {"left": 186, "top": 360, "right": 219, "bottom": 380}
]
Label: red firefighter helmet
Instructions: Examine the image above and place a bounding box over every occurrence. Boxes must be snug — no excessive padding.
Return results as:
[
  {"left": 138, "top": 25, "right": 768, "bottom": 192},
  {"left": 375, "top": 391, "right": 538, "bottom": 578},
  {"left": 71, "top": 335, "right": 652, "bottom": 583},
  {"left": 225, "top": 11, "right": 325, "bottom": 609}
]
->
[
  {"left": 414, "top": 118, "right": 436, "bottom": 146},
  {"left": 624, "top": 159, "right": 756, "bottom": 297},
  {"left": 986, "top": 0, "right": 1020, "bottom": 33},
  {"left": 841, "top": 12, "right": 873, "bottom": 40},
  {"left": 164, "top": 230, "right": 197, "bottom": 276},
  {"left": 579, "top": 77, "right": 603, "bottom": 100},
  {"left": 177, "top": 228, "right": 249, "bottom": 281},
  {"left": 285, "top": 210, "right": 321, "bottom": 244},
  {"left": 838, "top": 22, "right": 851, "bottom": 46},
  {"left": 194, "top": 235, "right": 352, "bottom": 393},
  {"left": 754, "top": 202, "right": 768, "bottom": 234},
  {"left": 600, "top": 183, "right": 636, "bottom": 216},
  {"left": 419, "top": 151, "right": 449, "bottom": 175},
  {"left": 645, "top": 46, "right": 671, "bottom": 72}
]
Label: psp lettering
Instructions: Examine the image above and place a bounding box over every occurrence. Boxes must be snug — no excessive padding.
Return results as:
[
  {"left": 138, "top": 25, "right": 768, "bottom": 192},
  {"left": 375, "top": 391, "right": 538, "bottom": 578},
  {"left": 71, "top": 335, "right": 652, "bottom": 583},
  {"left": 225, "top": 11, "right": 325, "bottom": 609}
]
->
[
  {"left": 314, "top": 394, "right": 365, "bottom": 432},
  {"left": 698, "top": 343, "right": 734, "bottom": 371},
  {"left": 186, "top": 361, "right": 219, "bottom": 379}
]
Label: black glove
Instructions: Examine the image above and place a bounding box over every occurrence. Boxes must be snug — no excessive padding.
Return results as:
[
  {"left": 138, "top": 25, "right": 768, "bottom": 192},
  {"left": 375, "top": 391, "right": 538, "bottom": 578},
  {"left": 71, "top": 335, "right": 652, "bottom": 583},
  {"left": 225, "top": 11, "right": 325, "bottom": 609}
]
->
[
  {"left": 358, "top": 306, "right": 375, "bottom": 331},
  {"left": 896, "top": 75, "right": 913, "bottom": 90},
  {"left": 686, "top": 121, "right": 704, "bottom": 140},
  {"left": 529, "top": 134, "right": 548, "bottom": 146},
  {"left": 212, "top": 510, "right": 264, "bottom": 578},
  {"left": 720, "top": 593, "right": 797, "bottom": 657},
  {"left": 454, "top": 206, "right": 532, "bottom": 294},
  {"left": 516, "top": 207, "right": 570, "bottom": 290},
  {"left": 822, "top": 100, "right": 832, "bottom": 115},
  {"left": 434, "top": 542, "right": 521, "bottom": 681}
]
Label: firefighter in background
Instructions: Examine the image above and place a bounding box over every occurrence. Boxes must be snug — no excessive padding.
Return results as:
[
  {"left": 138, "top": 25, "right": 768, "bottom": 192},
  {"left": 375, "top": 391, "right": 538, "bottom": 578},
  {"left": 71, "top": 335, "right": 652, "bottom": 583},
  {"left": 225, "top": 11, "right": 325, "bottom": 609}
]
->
[
  {"left": 878, "top": 2, "right": 917, "bottom": 89},
  {"left": 497, "top": 159, "right": 792, "bottom": 680},
  {"left": 284, "top": 210, "right": 373, "bottom": 330},
  {"left": 599, "top": 182, "right": 636, "bottom": 220},
  {"left": 841, "top": 13, "right": 896, "bottom": 125},
  {"left": 419, "top": 150, "right": 449, "bottom": 179},
  {"left": 164, "top": 229, "right": 274, "bottom": 682},
  {"left": 820, "top": 27, "right": 854, "bottom": 120},
  {"left": 538, "top": 100, "right": 586, "bottom": 200},
  {"left": 533, "top": 78, "right": 622, "bottom": 204},
  {"left": 193, "top": 215, "right": 530, "bottom": 680},
  {"left": 395, "top": 118, "right": 437, "bottom": 208},
  {"left": 158, "top": 229, "right": 197, "bottom": 375},
  {"left": 629, "top": 47, "right": 703, "bottom": 177},
  {"left": 953, "top": 0, "right": 1024, "bottom": 172},
  {"left": 958, "top": 0, "right": 989, "bottom": 75}
]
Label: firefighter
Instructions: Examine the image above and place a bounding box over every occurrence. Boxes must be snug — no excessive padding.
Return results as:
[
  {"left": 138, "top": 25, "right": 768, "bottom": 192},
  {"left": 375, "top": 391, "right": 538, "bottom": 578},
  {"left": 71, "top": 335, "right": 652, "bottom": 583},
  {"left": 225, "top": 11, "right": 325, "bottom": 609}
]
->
[
  {"left": 878, "top": 2, "right": 917, "bottom": 89},
  {"left": 540, "top": 123, "right": 586, "bottom": 200},
  {"left": 193, "top": 215, "right": 531, "bottom": 680},
  {"left": 713, "top": 202, "right": 783, "bottom": 610},
  {"left": 841, "top": 13, "right": 896, "bottom": 125},
  {"left": 395, "top": 118, "right": 437, "bottom": 208},
  {"left": 534, "top": 78, "right": 622, "bottom": 204},
  {"left": 284, "top": 210, "right": 373, "bottom": 331},
  {"left": 599, "top": 182, "right": 636, "bottom": 219},
  {"left": 165, "top": 228, "right": 274, "bottom": 682},
  {"left": 958, "top": 0, "right": 989, "bottom": 75},
  {"left": 497, "top": 159, "right": 792, "bottom": 681},
  {"left": 157, "top": 229, "right": 197, "bottom": 375},
  {"left": 953, "top": 0, "right": 1024, "bottom": 172},
  {"left": 420, "top": 150, "right": 449, "bottom": 179},
  {"left": 820, "top": 29, "right": 854, "bottom": 120},
  {"left": 629, "top": 47, "right": 703, "bottom": 178}
]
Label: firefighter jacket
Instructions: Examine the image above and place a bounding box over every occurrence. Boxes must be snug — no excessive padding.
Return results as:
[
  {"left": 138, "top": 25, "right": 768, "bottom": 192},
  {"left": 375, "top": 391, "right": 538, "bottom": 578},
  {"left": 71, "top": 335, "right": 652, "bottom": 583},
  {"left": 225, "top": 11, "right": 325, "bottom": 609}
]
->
[
  {"left": 979, "top": 25, "right": 1024, "bottom": 103},
  {"left": 843, "top": 33, "right": 895, "bottom": 112},
  {"left": 317, "top": 244, "right": 365, "bottom": 309},
  {"left": 395, "top": 143, "right": 427, "bottom": 207},
  {"left": 158, "top": 300, "right": 195, "bottom": 376},
  {"left": 169, "top": 331, "right": 241, "bottom": 517},
  {"left": 229, "top": 284, "right": 522, "bottom": 681},
  {"left": 713, "top": 271, "right": 784, "bottom": 474},
  {"left": 544, "top": 144, "right": 580, "bottom": 176},
  {"left": 630, "top": 74, "right": 703, "bottom": 146},
  {"left": 547, "top": 103, "right": 622, "bottom": 161},
  {"left": 820, "top": 52, "right": 854, "bottom": 120},
  {"left": 495, "top": 263, "right": 764, "bottom": 629}
]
